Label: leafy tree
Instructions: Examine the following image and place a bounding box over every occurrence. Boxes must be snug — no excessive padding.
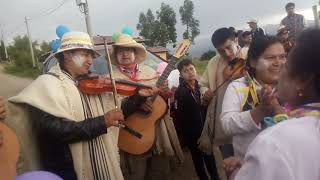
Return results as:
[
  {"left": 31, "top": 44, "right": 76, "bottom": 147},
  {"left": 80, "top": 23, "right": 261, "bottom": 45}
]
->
[
  {"left": 7, "top": 35, "right": 50, "bottom": 68},
  {"left": 200, "top": 50, "right": 216, "bottom": 61},
  {"left": 0, "top": 40, "right": 6, "bottom": 60},
  {"left": 137, "top": 3, "right": 177, "bottom": 47},
  {"left": 137, "top": 9, "right": 156, "bottom": 46},
  {"left": 179, "top": 0, "right": 200, "bottom": 42},
  {"left": 156, "top": 3, "right": 177, "bottom": 46}
]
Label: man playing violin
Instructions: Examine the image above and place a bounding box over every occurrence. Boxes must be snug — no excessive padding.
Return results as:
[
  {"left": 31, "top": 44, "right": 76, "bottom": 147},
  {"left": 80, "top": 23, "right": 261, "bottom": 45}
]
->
[
  {"left": 7, "top": 31, "right": 124, "bottom": 180},
  {"left": 110, "top": 34, "right": 183, "bottom": 180},
  {"left": 197, "top": 27, "right": 247, "bottom": 180}
]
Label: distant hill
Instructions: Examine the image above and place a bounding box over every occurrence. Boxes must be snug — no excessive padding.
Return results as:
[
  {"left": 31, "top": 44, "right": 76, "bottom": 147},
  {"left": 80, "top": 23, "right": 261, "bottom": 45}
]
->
[{"left": 264, "top": 20, "right": 315, "bottom": 35}]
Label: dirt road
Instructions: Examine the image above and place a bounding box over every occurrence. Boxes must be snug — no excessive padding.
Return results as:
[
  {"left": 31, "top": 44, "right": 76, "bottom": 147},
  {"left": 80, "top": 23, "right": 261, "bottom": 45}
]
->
[{"left": 0, "top": 65, "right": 32, "bottom": 99}]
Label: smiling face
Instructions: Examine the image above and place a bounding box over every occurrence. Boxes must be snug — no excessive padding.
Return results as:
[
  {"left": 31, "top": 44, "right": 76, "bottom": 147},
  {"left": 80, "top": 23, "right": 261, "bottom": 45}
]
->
[
  {"left": 63, "top": 49, "right": 94, "bottom": 77},
  {"left": 250, "top": 43, "right": 286, "bottom": 85}
]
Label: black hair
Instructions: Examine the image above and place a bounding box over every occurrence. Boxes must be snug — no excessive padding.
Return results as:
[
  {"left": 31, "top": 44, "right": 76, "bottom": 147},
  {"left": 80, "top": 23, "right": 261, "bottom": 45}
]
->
[
  {"left": 288, "top": 28, "right": 320, "bottom": 95},
  {"left": 285, "top": 2, "right": 295, "bottom": 10},
  {"left": 177, "top": 58, "right": 194, "bottom": 72},
  {"left": 246, "top": 36, "right": 282, "bottom": 77},
  {"left": 211, "top": 28, "right": 236, "bottom": 48},
  {"left": 242, "top": 31, "right": 251, "bottom": 38}
]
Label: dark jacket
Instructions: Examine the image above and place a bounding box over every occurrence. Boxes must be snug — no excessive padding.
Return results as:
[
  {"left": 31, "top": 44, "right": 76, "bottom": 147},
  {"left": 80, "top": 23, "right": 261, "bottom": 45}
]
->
[
  {"left": 174, "top": 78, "right": 206, "bottom": 145},
  {"left": 251, "top": 27, "right": 265, "bottom": 40},
  {"left": 32, "top": 107, "right": 107, "bottom": 180}
]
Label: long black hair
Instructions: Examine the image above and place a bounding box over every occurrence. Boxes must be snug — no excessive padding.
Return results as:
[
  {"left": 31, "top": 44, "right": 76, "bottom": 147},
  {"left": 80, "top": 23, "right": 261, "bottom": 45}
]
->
[{"left": 288, "top": 29, "right": 320, "bottom": 95}]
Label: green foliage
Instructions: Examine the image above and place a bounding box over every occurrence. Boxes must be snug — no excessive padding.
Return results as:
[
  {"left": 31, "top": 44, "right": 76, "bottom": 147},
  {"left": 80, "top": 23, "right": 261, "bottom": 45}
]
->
[
  {"left": 156, "top": 3, "right": 177, "bottom": 46},
  {"left": 137, "top": 3, "right": 177, "bottom": 47},
  {"left": 4, "top": 64, "right": 41, "bottom": 79},
  {"left": 200, "top": 50, "right": 216, "bottom": 61},
  {"left": 137, "top": 9, "right": 156, "bottom": 46},
  {"left": 192, "top": 59, "right": 208, "bottom": 75},
  {"left": 0, "top": 40, "right": 6, "bottom": 60},
  {"left": 40, "top": 41, "right": 51, "bottom": 53},
  {"left": 4, "top": 35, "right": 49, "bottom": 77},
  {"left": 179, "top": 0, "right": 200, "bottom": 42},
  {"left": 7, "top": 35, "right": 33, "bottom": 68}
]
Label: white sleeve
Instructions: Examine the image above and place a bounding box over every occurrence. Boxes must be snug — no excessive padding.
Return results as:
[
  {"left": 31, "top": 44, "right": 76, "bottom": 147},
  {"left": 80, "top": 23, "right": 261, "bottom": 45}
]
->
[
  {"left": 235, "top": 136, "right": 294, "bottom": 180},
  {"left": 220, "top": 82, "right": 261, "bottom": 136}
]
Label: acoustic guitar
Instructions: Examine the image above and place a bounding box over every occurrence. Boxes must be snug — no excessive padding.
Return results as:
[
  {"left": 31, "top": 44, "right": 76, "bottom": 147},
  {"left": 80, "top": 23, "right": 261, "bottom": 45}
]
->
[
  {"left": 0, "top": 122, "right": 20, "bottom": 180},
  {"left": 118, "top": 39, "right": 191, "bottom": 155}
]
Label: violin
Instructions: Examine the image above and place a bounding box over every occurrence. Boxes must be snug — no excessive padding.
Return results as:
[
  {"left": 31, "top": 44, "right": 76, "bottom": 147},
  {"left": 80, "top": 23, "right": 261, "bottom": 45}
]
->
[
  {"left": 223, "top": 58, "right": 246, "bottom": 80},
  {"left": 77, "top": 75, "right": 152, "bottom": 96}
]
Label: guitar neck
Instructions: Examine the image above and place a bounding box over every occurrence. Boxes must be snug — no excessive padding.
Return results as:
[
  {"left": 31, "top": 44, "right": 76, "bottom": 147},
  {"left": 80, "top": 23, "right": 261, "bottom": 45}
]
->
[{"left": 156, "top": 59, "right": 176, "bottom": 87}]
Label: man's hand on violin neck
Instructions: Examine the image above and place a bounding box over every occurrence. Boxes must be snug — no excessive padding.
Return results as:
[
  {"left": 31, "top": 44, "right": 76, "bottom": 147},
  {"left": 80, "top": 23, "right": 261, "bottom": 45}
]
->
[{"left": 104, "top": 108, "right": 124, "bottom": 128}]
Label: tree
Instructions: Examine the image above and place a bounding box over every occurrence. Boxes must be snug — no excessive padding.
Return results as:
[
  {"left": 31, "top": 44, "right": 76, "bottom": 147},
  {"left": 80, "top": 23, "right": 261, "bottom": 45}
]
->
[
  {"left": 137, "top": 9, "right": 156, "bottom": 46},
  {"left": 200, "top": 50, "right": 216, "bottom": 61},
  {"left": 137, "top": 3, "right": 177, "bottom": 47},
  {"left": 179, "top": 0, "right": 200, "bottom": 42},
  {"left": 7, "top": 35, "right": 50, "bottom": 68},
  {"left": 0, "top": 40, "right": 6, "bottom": 60},
  {"left": 40, "top": 41, "right": 51, "bottom": 53},
  {"left": 156, "top": 3, "right": 177, "bottom": 46}
]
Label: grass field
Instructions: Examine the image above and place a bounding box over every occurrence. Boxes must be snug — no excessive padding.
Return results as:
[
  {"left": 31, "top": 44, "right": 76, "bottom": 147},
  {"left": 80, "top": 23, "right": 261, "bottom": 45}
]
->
[
  {"left": 193, "top": 59, "right": 209, "bottom": 76},
  {"left": 4, "top": 64, "right": 41, "bottom": 79}
]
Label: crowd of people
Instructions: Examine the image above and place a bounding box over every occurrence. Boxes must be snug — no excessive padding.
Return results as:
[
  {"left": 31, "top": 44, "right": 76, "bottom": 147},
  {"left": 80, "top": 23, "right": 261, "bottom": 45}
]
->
[{"left": 1, "top": 1, "right": 320, "bottom": 180}]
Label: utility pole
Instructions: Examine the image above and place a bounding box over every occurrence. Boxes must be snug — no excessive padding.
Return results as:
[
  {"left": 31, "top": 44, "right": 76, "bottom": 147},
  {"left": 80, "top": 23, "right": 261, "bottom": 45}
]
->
[
  {"left": 0, "top": 25, "right": 8, "bottom": 60},
  {"left": 313, "top": 5, "right": 320, "bottom": 28},
  {"left": 76, "top": 0, "right": 93, "bottom": 37},
  {"left": 25, "top": 16, "right": 36, "bottom": 68}
]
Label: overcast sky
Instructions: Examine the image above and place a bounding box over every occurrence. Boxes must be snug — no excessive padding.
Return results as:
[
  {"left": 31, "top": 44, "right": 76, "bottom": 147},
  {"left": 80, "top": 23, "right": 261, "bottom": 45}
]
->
[{"left": 0, "top": 0, "right": 318, "bottom": 49}]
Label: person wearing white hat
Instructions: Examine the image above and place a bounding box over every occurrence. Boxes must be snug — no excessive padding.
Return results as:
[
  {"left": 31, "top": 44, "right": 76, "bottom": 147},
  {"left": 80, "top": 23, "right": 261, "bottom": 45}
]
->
[
  {"left": 109, "top": 33, "right": 184, "bottom": 180},
  {"left": 7, "top": 31, "right": 124, "bottom": 180},
  {"left": 247, "top": 19, "right": 265, "bottom": 40}
]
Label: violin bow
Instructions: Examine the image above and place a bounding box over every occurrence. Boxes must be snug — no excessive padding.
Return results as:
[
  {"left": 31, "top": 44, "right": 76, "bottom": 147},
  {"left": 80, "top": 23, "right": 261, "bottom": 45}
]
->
[
  {"left": 102, "top": 36, "right": 119, "bottom": 108},
  {"left": 102, "top": 36, "right": 142, "bottom": 139}
]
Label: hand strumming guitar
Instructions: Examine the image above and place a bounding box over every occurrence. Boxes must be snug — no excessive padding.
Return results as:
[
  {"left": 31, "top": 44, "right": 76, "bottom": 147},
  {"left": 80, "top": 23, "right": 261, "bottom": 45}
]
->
[{"left": 138, "top": 87, "right": 159, "bottom": 113}]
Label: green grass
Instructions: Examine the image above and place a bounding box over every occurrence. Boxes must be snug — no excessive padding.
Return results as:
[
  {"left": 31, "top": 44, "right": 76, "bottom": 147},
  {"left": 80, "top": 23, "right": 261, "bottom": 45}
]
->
[
  {"left": 193, "top": 59, "right": 209, "bottom": 75},
  {"left": 4, "top": 64, "right": 41, "bottom": 79}
]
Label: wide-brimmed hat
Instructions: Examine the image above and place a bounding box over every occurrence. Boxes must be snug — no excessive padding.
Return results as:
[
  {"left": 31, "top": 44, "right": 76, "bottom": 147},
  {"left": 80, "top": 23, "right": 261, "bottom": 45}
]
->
[
  {"left": 110, "top": 34, "right": 147, "bottom": 64},
  {"left": 54, "top": 31, "right": 100, "bottom": 59},
  {"left": 247, "top": 19, "right": 258, "bottom": 24},
  {"left": 277, "top": 25, "right": 289, "bottom": 35}
]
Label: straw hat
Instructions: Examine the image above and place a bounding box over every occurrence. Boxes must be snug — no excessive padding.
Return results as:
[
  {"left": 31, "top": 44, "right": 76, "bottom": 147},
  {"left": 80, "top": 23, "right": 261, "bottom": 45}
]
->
[
  {"left": 247, "top": 19, "right": 258, "bottom": 24},
  {"left": 277, "top": 25, "right": 289, "bottom": 35},
  {"left": 111, "top": 34, "right": 147, "bottom": 64},
  {"left": 54, "top": 31, "right": 100, "bottom": 59}
]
